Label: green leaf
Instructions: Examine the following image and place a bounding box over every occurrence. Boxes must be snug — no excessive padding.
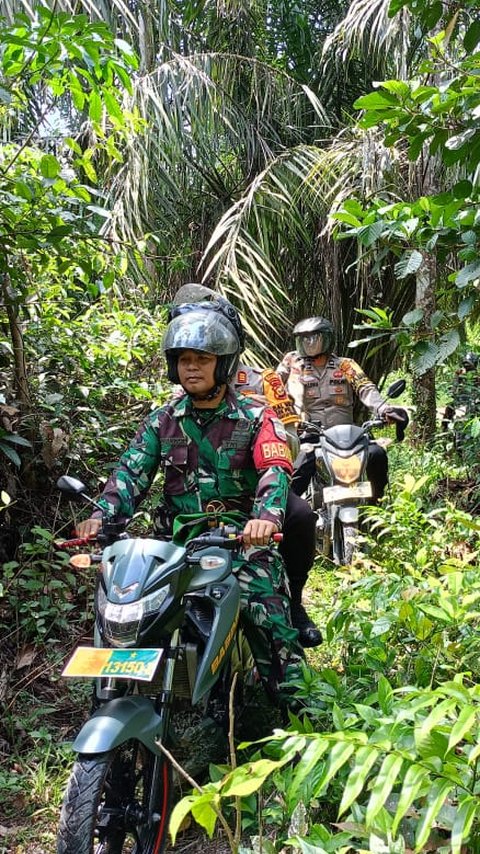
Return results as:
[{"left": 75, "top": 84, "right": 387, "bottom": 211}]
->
[
  {"left": 458, "top": 296, "right": 474, "bottom": 321},
  {"left": 415, "top": 778, "right": 454, "bottom": 850},
  {"left": 289, "top": 738, "right": 330, "bottom": 799},
  {"left": 395, "top": 249, "right": 423, "bottom": 279},
  {"left": 169, "top": 795, "right": 197, "bottom": 844},
  {"left": 452, "top": 180, "right": 473, "bottom": 199},
  {"left": 447, "top": 705, "right": 478, "bottom": 751},
  {"left": 451, "top": 796, "right": 479, "bottom": 854},
  {"left": 338, "top": 745, "right": 380, "bottom": 816},
  {"left": 89, "top": 90, "right": 102, "bottom": 122},
  {"left": 456, "top": 262, "right": 480, "bottom": 288},
  {"left": 191, "top": 795, "right": 218, "bottom": 838},
  {"left": 357, "top": 221, "right": 385, "bottom": 247},
  {"left": 354, "top": 91, "right": 399, "bottom": 110},
  {"left": 39, "top": 154, "right": 60, "bottom": 178},
  {"left": 312, "top": 740, "right": 356, "bottom": 796},
  {"left": 415, "top": 698, "right": 457, "bottom": 747},
  {"left": 392, "top": 763, "right": 429, "bottom": 835},
  {"left": 402, "top": 308, "right": 424, "bottom": 326},
  {"left": 0, "top": 442, "right": 21, "bottom": 466},
  {"left": 221, "top": 758, "right": 285, "bottom": 797},
  {"left": 412, "top": 341, "right": 438, "bottom": 375},
  {"left": 365, "top": 753, "right": 404, "bottom": 825},
  {"left": 3, "top": 433, "right": 31, "bottom": 447},
  {"left": 464, "top": 19, "right": 480, "bottom": 52}
]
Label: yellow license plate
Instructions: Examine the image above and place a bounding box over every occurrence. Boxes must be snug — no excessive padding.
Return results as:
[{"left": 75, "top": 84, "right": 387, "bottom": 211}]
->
[
  {"left": 62, "top": 647, "right": 163, "bottom": 681},
  {"left": 323, "top": 482, "right": 373, "bottom": 504}
]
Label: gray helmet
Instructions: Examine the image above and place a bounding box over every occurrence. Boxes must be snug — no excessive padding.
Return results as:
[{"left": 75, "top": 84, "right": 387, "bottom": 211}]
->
[
  {"left": 169, "top": 283, "right": 246, "bottom": 351},
  {"left": 162, "top": 308, "right": 241, "bottom": 385},
  {"left": 293, "top": 316, "right": 335, "bottom": 357}
]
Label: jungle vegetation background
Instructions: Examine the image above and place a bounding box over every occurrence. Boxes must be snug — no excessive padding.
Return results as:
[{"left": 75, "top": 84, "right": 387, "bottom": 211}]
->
[{"left": 1, "top": 0, "right": 480, "bottom": 851}]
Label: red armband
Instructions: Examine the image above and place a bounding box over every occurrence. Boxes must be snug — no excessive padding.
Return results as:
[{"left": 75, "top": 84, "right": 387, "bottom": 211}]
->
[{"left": 253, "top": 408, "right": 293, "bottom": 473}]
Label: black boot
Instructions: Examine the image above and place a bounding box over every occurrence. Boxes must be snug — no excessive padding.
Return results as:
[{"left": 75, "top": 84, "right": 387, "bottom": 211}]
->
[{"left": 290, "top": 599, "right": 322, "bottom": 648}]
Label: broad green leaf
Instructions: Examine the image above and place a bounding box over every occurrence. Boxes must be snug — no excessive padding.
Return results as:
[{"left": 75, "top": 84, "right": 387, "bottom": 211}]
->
[
  {"left": 289, "top": 738, "right": 330, "bottom": 799},
  {"left": 312, "top": 741, "right": 356, "bottom": 796},
  {"left": 338, "top": 746, "right": 380, "bottom": 816},
  {"left": 357, "top": 221, "right": 385, "bottom": 247},
  {"left": 451, "top": 796, "right": 479, "bottom": 854},
  {"left": 221, "top": 758, "right": 285, "bottom": 797},
  {"left": 39, "top": 154, "right": 60, "bottom": 178},
  {"left": 416, "top": 698, "right": 457, "bottom": 746},
  {"left": 456, "top": 262, "right": 480, "bottom": 288},
  {"left": 3, "top": 434, "right": 31, "bottom": 447},
  {"left": 392, "top": 762, "right": 429, "bottom": 835},
  {"left": 365, "top": 753, "right": 404, "bottom": 825},
  {"left": 0, "top": 442, "right": 21, "bottom": 466},
  {"left": 169, "top": 794, "right": 196, "bottom": 844},
  {"left": 464, "top": 19, "right": 480, "bottom": 52},
  {"left": 89, "top": 90, "right": 102, "bottom": 122},
  {"left": 378, "top": 677, "right": 393, "bottom": 714},
  {"left": 447, "top": 705, "right": 477, "bottom": 751},
  {"left": 415, "top": 778, "right": 454, "bottom": 850},
  {"left": 354, "top": 91, "right": 400, "bottom": 110},
  {"left": 191, "top": 795, "right": 218, "bottom": 838},
  {"left": 395, "top": 249, "right": 423, "bottom": 279},
  {"left": 402, "top": 308, "right": 424, "bottom": 326}
]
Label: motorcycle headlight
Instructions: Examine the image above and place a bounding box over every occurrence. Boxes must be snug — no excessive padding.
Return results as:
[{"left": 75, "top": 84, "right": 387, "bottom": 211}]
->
[
  {"left": 328, "top": 453, "right": 363, "bottom": 484},
  {"left": 98, "top": 584, "right": 170, "bottom": 648}
]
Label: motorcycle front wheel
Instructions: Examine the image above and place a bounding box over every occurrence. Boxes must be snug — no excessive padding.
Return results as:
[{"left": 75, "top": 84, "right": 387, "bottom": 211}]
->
[
  {"left": 332, "top": 519, "right": 358, "bottom": 566},
  {"left": 57, "top": 740, "right": 172, "bottom": 854}
]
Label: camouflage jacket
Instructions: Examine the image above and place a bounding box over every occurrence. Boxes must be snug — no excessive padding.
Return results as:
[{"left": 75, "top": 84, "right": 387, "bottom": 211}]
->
[
  {"left": 276, "top": 352, "right": 386, "bottom": 428},
  {"left": 96, "top": 388, "right": 293, "bottom": 530}
]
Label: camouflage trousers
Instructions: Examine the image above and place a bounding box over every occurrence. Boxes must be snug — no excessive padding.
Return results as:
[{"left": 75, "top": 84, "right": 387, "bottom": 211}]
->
[{"left": 233, "top": 547, "right": 304, "bottom": 702}]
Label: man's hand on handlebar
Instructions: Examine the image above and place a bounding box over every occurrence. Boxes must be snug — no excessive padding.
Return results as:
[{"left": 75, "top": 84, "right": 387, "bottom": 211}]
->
[
  {"left": 242, "top": 519, "right": 279, "bottom": 548},
  {"left": 75, "top": 517, "right": 102, "bottom": 539}
]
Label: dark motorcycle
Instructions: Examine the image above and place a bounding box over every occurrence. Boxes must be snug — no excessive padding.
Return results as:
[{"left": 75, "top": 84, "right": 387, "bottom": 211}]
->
[
  {"left": 55, "top": 475, "right": 275, "bottom": 854},
  {"left": 300, "top": 379, "right": 406, "bottom": 565}
]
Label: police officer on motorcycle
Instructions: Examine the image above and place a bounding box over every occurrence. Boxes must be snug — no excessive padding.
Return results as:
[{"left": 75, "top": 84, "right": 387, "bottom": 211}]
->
[{"left": 277, "top": 317, "right": 409, "bottom": 500}]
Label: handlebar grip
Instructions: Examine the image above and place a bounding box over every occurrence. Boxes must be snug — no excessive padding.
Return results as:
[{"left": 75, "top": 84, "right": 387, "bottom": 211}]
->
[{"left": 54, "top": 535, "right": 96, "bottom": 549}]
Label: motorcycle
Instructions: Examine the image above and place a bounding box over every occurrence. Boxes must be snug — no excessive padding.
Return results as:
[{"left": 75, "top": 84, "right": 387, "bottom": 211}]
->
[
  {"left": 299, "top": 379, "right": 406, "bottom": 566},
  {"left": 55, "top": 475, "right": 278, "bottom": 854}
]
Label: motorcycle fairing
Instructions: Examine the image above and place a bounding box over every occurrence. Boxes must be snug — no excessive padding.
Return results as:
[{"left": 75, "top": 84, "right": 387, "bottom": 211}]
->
[
  {"left": 72, "top": 695, "right": 164, "bottom": 755},
  {"left": 187, "top": 574, "right": 241, "bottom": 704},
  {"left": 102, "top": 538, "right": 187, "bottom": 604},
  {"left": 320, "top": 423, "right": 369, "bottom": 452}
]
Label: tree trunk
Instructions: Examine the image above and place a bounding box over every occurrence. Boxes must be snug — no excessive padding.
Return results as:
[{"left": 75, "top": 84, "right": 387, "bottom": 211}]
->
[
  {"left": 1, "top": 272, "right": 31, "bottom": 407},
  {"left": 412, "top": 255, "right": 436, "bottom": 443}
]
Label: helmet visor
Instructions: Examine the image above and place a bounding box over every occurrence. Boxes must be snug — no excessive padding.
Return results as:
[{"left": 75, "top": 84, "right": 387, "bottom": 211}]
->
[
  {"left": 162, "top": 310, "right": 239, "bottom": 356},
  {"left": 296, "top": 333, "right": 329, "bottom": 357}
]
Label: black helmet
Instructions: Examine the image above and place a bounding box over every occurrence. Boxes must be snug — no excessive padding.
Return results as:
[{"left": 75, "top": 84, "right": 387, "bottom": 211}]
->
[
  {"left": 169, "top": 283, "right": 246, "bottom": 352},
  {"left": 162, "top": 308, "right": 241, "bottom": 385},
  {"left": 462, "top": 351, "right": 479, "bottom": 371},
  {"left": 293, "top": 316, "right": 335, "bottom": 357}
]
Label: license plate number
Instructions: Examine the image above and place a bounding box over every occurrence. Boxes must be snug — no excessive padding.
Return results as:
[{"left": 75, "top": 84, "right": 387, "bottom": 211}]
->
[
  {"left": 62, "top": 647, "right": 163, "bottom": 681},
  {"left": 323, "top": 482, "right": 373, "bottom": 504}
]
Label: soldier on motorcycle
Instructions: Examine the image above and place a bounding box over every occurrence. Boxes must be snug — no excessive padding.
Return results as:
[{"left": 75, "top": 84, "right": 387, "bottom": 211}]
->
[
  {"left": 277, "top": 316, "right": 409, "bottom": 501},
  {"left": 76, "top": 306, "right": 304, "bottom": 706},
  {"left": 169, "top": 284, "right": 321, "bottom": 647}
]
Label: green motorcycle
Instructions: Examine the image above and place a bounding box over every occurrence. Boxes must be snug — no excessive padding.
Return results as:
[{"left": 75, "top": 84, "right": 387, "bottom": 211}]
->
[{"left": 56, "top": 475, "right": 267, "bottom": 854}]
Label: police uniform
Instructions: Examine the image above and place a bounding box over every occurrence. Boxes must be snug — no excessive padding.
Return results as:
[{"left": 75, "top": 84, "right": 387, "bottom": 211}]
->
[{"left": 277, "top": 352, "right": 389, "bottom": 500}]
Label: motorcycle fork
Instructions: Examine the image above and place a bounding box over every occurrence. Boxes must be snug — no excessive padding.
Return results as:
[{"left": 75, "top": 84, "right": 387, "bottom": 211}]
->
[{"left": 148, "top": 627, "right": 180, "bottom": 818}]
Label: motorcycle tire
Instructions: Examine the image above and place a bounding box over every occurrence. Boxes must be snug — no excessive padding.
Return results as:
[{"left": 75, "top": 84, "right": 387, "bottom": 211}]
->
[
  {"left": 332, "top": 520, "right": 358, "bottom": 566},
  {"left": 57, "top": 740, "right": 172, "bottom": 854}
]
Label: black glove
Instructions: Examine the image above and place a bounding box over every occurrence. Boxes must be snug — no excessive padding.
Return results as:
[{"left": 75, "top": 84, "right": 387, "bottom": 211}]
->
[{"left": 382, "top": 406, "right": 409, "bottom": 441}]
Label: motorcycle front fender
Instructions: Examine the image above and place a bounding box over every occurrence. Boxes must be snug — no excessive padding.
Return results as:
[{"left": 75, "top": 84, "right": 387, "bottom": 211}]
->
[
  {"left": 338, "top": 506, "right": 359, "bottom": 524},
  {"left": 72, "top": 695, "right": 164, "bottom": 756}
]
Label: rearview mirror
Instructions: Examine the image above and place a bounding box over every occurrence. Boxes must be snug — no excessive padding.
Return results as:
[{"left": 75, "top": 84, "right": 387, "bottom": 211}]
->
[{"left": 386, "top": 379, "right": 406, "bottom": 400}]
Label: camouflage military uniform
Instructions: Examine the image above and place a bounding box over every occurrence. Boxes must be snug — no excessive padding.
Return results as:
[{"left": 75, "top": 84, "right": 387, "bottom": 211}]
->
[{"left": 96, "top": 387, "right": 303, "bottom": 699}]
